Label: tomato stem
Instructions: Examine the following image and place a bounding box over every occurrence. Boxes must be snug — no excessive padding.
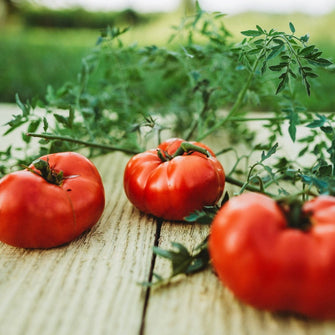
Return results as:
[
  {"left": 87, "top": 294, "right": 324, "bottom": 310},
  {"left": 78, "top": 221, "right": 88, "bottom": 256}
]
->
[
  {"left": 157, "top": 142, "right": 211, "bottom": 162},
  {"left": 174, "top": 142, "right": 211, "bottom": 158},
  {"left": 30, "top": 158, "right": 64, "bottom": 186},
  {"left": 157, "top": 148, "right": 169, "bottom": 162},
  {"left": 277, "top": 200, "right": 312, "bottom": 231}
]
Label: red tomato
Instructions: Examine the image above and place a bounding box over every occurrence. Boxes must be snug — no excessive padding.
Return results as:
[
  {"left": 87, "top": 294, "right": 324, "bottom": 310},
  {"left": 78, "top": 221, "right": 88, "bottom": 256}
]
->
[
  {"left": 0, "top": 152, "right": 105, "bottom": 248},
  {"left": 123, "top": 138, "right": 225, "bottom": 221},
  {"left": 209, "top": 192, "right": 335, "bottom": 319}
]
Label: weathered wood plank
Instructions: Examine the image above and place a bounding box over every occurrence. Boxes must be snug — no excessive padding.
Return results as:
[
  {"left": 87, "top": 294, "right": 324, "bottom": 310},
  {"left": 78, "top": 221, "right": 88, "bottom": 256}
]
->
[
  {"left": 116, "top": 125, "right": 334, "bottom": 335},
  {"left": 0, "top": 152, "right": 156, "bottom": 335},
  {"left": 1, "top": 105, "right": 335, "bottom": 335},
  {"left": 143, "top": 216, "right": 335, "bottom": 335},
  {"left": 142, "top": 132, "right": 335, "bottom": 335}
]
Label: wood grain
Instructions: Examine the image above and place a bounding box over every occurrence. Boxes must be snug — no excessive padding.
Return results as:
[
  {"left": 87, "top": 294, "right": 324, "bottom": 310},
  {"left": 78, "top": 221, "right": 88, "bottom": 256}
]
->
[
  {"left": 143, "top": 220, "right": 335, "bottom": 335},
  {"left": 142, "top": 132, "right": 335, "bottom": 335},
  {"left": 0, "top": 152, "right": 156, "bottom": 335},
  {"left": 1, "top": 106, "right": 335, "bottom": 335}
]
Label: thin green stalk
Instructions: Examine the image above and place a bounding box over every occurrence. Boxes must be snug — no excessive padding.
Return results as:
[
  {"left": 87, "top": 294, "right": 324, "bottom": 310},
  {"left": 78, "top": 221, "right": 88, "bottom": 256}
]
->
[
  {"left": 229, "top": 116, "right": 287, "bottom": 122},
  {"left": 185, "top": 88, "right": 214, "bottom": 141},
  {"left": 26, "top": 133, "right": 142, "bottom": 155},
  {"left": 274, "top": 189, "right": 318, "bottom": 203},
  {"left": 325, "top": 120, "right": 335, "bottom": 177},
  {"left": 196, "top": 52, "right": 263, "bottom": 142},
  {"left": 225, "top": 175, "right": 275, "bottom": 197}
]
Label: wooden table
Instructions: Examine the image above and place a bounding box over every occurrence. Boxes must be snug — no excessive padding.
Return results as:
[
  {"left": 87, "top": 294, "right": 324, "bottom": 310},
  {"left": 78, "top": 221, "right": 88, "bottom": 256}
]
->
[{"left": 1, "top": 105, "right": 335, "bottom": 335}]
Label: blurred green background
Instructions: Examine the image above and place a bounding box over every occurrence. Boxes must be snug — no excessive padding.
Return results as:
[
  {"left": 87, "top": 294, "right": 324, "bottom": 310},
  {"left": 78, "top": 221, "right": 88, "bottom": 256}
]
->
[{"left": 0, "top": 0, "right": 334, "bottom": 111}]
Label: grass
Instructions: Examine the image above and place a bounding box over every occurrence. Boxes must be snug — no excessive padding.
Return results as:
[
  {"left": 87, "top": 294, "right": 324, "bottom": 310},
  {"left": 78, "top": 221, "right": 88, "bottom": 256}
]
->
[
  {"left": 0, "top": 26, "right": 95, "bottom": 102},
  {"left": 0, "top": 10, "right": 334, "bottom": 108}
]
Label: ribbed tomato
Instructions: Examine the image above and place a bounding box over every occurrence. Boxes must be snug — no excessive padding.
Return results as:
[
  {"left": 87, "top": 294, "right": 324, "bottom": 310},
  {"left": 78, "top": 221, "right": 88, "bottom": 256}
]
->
[
  {"left": 123, "top": 138, "right": 225, "bottom": 221},
  {"left": 0, "top": 152, "right": 105, "bottom": 248},
  {"left": 209, "top": 192, "right": 335, "bottom": 319}
]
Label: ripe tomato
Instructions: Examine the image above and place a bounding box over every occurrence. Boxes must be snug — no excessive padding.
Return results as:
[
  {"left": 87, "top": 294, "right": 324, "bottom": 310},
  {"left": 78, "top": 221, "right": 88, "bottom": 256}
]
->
[
  {"left": 209, "top": 192, "right": 335, "bottom": 319},
  {"left": 123, "top": 138, "right": 225, "bottom": 221},
  {"left": 0, "top": 152, "right": 105, "bottom": 248}
]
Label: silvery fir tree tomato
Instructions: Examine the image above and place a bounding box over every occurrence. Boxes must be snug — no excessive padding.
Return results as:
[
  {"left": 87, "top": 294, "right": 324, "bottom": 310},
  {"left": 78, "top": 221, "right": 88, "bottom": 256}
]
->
[
  {"left": 0, "top": 152, "right": 105, "bottom": 248},
  {"left": 123, "top": 138, "right": 225, "bottom": 221},
  {"left": 209, "top": 192, "right": 335, "bottom": 319}
]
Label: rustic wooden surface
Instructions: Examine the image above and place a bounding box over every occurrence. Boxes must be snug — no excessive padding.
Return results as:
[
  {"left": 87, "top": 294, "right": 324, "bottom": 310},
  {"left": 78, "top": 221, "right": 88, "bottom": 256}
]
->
[{"left": 1, "top": 105, "right": 335, "bottom": 335}]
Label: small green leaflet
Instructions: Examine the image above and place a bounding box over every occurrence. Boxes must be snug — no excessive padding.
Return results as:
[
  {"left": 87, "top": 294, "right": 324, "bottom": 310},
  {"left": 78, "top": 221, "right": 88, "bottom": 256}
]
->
[
  {"left": 15, "top": 93, "right": 30, "bottom": 116},
  {"left": 289, "top": 22, "right": 296, "bottom": 34},
  {"left": 141, "top": 237, "right": 210, "bottom": 287},
  {"left": 307, "top": 114, "right": 327, "bottom": 128},
  {"left": 299, "top": 45, "right": 316, "bottom": 56},
  {"left": 241, "top": 29, "right": 263, "bottom": 37},
  {"left": 184, "top": 205, "right": 219, "bottom": 224},
  {"left": 152, "top": 240, "right": 209, "bottom": 277},
  {"left": 287, "top": 109, "right": 300, "bottom": 142},
  {"left": 261, "top": 143, "right": 279, "bottom": 162},
  {"left": 300, "top": 174, "right": 329, "bottom": 194},
  {"left": 43, "top": 117, "right": 49, "bottom": 132}
]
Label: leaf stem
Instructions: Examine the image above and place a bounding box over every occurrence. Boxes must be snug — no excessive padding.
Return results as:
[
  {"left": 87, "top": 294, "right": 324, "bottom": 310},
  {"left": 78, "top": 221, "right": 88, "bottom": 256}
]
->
[
  {"left": 225, "top": 175, "right": 275, "bottom": 197},
  {"left": 229, "top": 116, "right": 287, "bottom": 122},
  {"left": 196, "top": 51, "right": 263, "bottom": 141},
  {"left": 185, "top": 87, "right": 215, "bottom": 141},
  {"left": 274, "top": 189, "right": 318, "bottom": 203},
  {"left": 26, "top": 133, "right": 142, "bottom": 155}
]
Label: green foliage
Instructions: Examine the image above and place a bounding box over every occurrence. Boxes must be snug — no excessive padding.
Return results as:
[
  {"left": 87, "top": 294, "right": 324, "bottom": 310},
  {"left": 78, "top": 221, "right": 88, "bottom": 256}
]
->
[
  {"left": 141, "top": 237, "right": 210, "bottom": 287},
  {"left": 1, "top": 8, "right": 333, "bottom": 178},
  {"left": 240, "top": 22, "right": 332, "bottom": 96},
  {"left": 1, "top": 4, "right": 335, "bottom": 286},
  {"left": 2, "top": 12, "right": 239, "bottom": 163}
]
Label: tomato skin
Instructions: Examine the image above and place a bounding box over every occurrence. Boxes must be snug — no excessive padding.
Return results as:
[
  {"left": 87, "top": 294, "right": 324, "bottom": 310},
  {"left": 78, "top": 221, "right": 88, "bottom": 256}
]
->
[
  {"left": 209, "top": 192, "right": 335, "bottom": 319},
  {"left": 0, "top": 152, "right": 105, "bottom": 249},
  {"left": 123, "top": 138, "right": 225, "bottom": 221}
]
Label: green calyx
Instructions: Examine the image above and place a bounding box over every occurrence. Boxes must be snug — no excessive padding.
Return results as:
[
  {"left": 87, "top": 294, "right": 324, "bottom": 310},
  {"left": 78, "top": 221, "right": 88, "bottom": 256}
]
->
[
  {"left": 277, "top": 200, "right": 312, "bottom": 231},
  {"left": 157, "top": 141, "right": 211, "bottom": 162},
  {"left": 29, "top": 158, "right": 64, "bottom": 186}
]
